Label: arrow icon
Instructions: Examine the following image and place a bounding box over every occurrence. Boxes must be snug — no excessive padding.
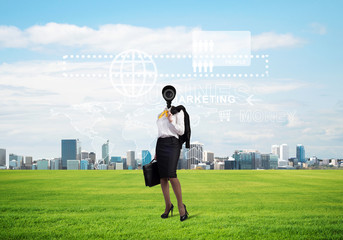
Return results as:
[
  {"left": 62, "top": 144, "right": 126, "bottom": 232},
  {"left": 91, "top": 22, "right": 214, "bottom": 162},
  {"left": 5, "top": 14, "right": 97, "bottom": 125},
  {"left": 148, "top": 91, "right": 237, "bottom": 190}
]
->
[{"left": 246, "top": 95, "right": 258, "bottom": 106}]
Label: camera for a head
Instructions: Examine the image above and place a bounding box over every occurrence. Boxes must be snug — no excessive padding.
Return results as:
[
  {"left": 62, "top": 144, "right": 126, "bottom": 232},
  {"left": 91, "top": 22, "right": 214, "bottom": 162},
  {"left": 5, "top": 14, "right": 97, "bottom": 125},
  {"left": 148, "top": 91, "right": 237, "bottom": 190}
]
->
[{"left": 162, "top": 85, "right": 176, "bottom": 109}]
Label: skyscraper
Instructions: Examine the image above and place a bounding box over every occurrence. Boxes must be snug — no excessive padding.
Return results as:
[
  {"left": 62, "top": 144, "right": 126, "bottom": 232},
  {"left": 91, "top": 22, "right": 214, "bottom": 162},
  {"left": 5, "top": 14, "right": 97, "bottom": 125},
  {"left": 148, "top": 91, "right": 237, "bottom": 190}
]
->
[
  {"left": 203, "top": 151, "right": 214, "bottom": 163},
  {"left": 280, "top": 144, "right": 289, "bottom": 161},
  {"left": 279, "top": 144, "right": 289, "bottom": 167},
  {"left": 127, "top": 150, "right": 135, "bottom": 169},
  {"left": 81, "top": 151, "right": 89, "bottom": 160},
  {"left": 61, "top": 139, "right": 80, "bottom": 170},
  {"left": 102, "top": 140, "right": 109, "bottom": 164},
  {"left": 142, "top": 150, "right": 151, "bottom": 167},
  {"left": 233, "top": 150, "right": 261, "bottom": 169},
  {"left": 25, "top": 156, "right": 33, "bottom": 169},
  {"left": 80, "top": 160, "right": 89, "bottom": 170},
  {"left": 9, "top": 153, "right": 23, "bottom": 169},
  {"left": 0, "top": 148, "right": 6, "bottom": 166},
  {"left": 271, "top": 145, "right": 280, "bottom": 158},
  {"left": 187, "top": 142, "right": 203, "bottom": 168},
  {"left": 89, "top": 152, "right": 96, "bottom": 164},
  {"left": 296, "top": 144, "right": 306, "bottom": 163},
  {"left": 111, "top": 156, "right": 122, "bottom": 164},
  {"left": 269, "top": 154, "right": 279, "bottom": 169}
]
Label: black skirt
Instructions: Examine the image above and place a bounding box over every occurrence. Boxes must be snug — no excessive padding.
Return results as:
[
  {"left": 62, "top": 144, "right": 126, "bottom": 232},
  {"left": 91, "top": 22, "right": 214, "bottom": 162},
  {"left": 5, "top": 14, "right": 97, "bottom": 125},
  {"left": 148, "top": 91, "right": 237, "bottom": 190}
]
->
[{"left": 155, "top": 136, "right": 181, "bottom": 178}]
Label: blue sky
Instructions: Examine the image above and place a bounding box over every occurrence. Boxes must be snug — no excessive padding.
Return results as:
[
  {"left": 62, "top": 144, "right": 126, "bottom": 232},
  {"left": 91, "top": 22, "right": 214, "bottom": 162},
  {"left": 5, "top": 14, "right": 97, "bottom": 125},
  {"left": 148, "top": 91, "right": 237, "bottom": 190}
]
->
[{"left": 0, "top": 0, "right": 342, "bottom": 164}]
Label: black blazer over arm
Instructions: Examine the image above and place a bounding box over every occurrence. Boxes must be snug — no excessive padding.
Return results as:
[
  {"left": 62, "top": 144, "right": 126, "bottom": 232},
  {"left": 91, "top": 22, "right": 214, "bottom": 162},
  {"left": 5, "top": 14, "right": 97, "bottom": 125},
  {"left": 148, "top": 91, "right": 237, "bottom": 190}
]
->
[{"left": 171, "top": 105, "right": 191, "bottom": 149}]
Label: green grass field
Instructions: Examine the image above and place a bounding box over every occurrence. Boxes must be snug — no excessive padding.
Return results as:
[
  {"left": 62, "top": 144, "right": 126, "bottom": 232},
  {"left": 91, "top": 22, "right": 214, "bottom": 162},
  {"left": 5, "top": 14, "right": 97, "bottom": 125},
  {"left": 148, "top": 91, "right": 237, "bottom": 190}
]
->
[{"left": 0, "top": 170, "right": 342, "bottom": 240}]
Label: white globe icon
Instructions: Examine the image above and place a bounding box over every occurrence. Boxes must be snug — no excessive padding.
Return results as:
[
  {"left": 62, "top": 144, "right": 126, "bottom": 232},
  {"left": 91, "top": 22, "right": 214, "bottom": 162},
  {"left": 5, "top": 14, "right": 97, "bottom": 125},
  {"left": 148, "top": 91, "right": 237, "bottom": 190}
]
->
[{"left": 109, "top": 49, "right": 157, "bottom": 97}]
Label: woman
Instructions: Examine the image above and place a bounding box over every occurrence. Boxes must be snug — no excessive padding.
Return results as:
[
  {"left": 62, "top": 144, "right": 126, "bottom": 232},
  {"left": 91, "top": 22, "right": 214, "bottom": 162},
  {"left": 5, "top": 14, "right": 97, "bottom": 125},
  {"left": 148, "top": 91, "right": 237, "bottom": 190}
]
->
[{"left": 154, "top": 105, "right": 189, "bottom": 221}]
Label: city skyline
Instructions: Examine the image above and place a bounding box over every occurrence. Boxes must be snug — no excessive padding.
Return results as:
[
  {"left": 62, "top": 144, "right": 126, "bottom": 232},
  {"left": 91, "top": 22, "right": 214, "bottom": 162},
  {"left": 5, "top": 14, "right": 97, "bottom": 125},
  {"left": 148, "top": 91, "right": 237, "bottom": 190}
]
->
[
  {"left": 0, "top": 138, "right": 336, "bottom": 169},
  {"left": 3, "top": 138, "right": 340, "bottom": 170}
]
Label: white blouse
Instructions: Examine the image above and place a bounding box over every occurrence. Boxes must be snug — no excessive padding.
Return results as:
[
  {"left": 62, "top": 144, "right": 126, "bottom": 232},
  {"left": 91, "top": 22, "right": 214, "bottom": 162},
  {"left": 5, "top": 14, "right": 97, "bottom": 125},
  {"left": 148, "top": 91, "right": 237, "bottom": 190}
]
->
[{"left": 156, "top": 107, "right": 185, "bottom": 139}]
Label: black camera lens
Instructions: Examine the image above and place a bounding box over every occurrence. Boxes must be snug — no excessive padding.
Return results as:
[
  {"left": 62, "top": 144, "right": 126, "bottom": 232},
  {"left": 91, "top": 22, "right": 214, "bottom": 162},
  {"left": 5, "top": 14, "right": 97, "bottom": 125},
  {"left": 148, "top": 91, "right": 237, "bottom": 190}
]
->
[
  {"left": 162, "top": 85, "right": 176, "bottom": 102},
  {"left": 164, "top": 89, "right": 175, "bottom": 100}
]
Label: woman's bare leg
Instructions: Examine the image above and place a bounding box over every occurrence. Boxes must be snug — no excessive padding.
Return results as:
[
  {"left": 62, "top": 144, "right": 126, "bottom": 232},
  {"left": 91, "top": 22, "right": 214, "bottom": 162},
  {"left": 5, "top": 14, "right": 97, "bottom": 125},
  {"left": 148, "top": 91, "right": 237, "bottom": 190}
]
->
[
  {"left": 160, "top": 178, "right": 172, "bottom": 213},
  {"left": 169, "top": 177, "right": 185, "bottom": 216}
]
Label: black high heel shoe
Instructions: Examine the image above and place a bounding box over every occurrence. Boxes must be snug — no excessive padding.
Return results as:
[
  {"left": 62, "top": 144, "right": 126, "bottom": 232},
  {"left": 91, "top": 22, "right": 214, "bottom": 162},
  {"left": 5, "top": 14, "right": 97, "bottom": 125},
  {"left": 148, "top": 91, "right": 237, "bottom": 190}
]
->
[
  {"left": 161, "top": 203, "right": 174, "bottom": 218},
  {"left": 180, "top": 204, "right": 189, "bottom": 221}
]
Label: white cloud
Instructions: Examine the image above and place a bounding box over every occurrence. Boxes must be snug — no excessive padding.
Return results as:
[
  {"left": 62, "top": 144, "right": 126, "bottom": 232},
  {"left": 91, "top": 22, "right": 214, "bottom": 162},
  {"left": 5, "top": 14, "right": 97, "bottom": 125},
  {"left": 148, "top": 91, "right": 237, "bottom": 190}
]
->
[
  {"left": 251, "top": 32, "right": 305, "bottom": 51},
  {"left": 0, "top": 23, "right": 305, "bottom": 53},
  {"left": 253, "top": 79, "right": 307, "bottom": 94},
  {"left": 0, "top": 23, "right": 197, "bottom": 54},
  {"left": 0, "top": 26, "right": 27, "bottom": 48},
  {"left": 286, "top": 113, "right": 306, "bottom": 128}
]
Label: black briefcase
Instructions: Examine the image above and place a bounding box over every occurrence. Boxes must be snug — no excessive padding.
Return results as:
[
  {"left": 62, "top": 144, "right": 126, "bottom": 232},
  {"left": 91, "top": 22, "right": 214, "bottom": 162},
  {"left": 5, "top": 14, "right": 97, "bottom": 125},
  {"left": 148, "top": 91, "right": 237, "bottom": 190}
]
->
[{"left": 143, "top": 158, "right": 160, "bottom": 187}]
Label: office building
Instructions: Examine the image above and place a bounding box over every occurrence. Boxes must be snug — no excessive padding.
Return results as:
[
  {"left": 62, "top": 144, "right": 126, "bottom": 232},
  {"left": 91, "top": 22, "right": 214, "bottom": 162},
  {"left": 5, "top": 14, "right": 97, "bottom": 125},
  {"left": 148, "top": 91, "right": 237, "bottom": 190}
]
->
[
  {"left": 37, "top": 159, "right": 49, "bottom": 170},
  {"left": 80, "top": 160, "right": 89, "bottom": 170},
  {"left": 50, "top": 159, "right": 55, "bottom": 170},
  {"left": 98, "top": 163, "right": 108, "bottom": 170},
  {"left": 55, "top": 158, "right": 61, "bottom": 170},
  {"left": 280, "top": 144, "right": 289, "bottom": 161},
  {"left": 67, "top": 160, "right": 80, "bottom": 170},
  {"left": 224, "top": 157, "right": 235, "bottom": 169},
  {"left": 0, "top": 148, "right": 6, "bottom": 166},
  {"left": 122, "top": 157, "right": 127, "bottom": 169},
  {"left": 81, "top": 151, "right": 89, "bottom": 160},
  {"left": 102, "top": 140, "right": 109, "bottom": 164},
  {"left": 237, "top": 152, "right": 252, "bottom": 169},
  {"left": 89, "top": 152, "right": 96, "bottom": 164},
  {"left": 61, "top": 139, "right": 80, "bottom": 170},
  {"left": 233, "top": 150, "right": 261, "bottom": 169},
  {"left": 116, "top": 162, "right": 123, "bottom": 170},
  {"left": 309, "top": 156, "right": 318, "bottom": 166},
  {"left": 88, "top": 163, "right": 94, "bottom": 170},
  {"left": 178, "top": 158, "right": 188, "bottom": 169},
  {"left": 271, "top": 145, "right": 280, "bottom": 158},
  {"left": 296, "top": 144, "right": 306, "bottom": 163},
  {"left": 110, "top": 156, "right": 122, "bottom": 164},
  {"left": 269, "top": 154, "right": 278, "bottom": 169},
  {"left": 25, "top": 156, "right": 33, "bottom": 169},
  {"left": 108, "top": 163, "right": 115, "bottom": 170},
  {"left": 186, "top": 142, "right": 203, "bottom": 168},
  {"left": 261, "top": 153, "right": 278, "bottom": 169},
  {"left": 127, "top": 151, "right": 135, "bottom": 169},
  {"left": 9, "top": 159, "right": 17, "bottom": 169},
  {"left": 203, "top": 151, "right": 214, "bottom": 163},
  {"left": 50, "top": 158, "right": 61, "bottom": 170},
  {"left": 178, "top": 146, "right": 188, "bottom": 169},
  {"left": 142, "top": 150, "right": 151, "bottom": 167},
  {"left": 214, "top": 162, "right": 224, "bottom": 170},
  {"left": 9, "top": 154, "right": 23, "bottom": 169},
  {"left": 279, "top": 144, "right": 289, "bottom": 167}
]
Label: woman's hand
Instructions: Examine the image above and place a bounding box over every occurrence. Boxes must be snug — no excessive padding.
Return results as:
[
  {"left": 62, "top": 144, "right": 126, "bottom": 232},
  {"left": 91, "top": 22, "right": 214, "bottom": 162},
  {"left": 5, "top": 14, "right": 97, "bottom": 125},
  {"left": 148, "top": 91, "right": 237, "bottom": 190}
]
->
[{"left": 167, "top": 111, "right": 173, "bottom": 122}]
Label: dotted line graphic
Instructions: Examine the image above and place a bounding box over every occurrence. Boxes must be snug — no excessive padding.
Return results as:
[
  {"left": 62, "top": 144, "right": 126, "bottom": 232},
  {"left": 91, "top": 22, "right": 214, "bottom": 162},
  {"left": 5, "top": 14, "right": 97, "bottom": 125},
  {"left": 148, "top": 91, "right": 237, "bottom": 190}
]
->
[
  {"left": 62, "top": 72, "right": 269, "bottom": 78},
  {"left": 62, "top": 54, "right": 269, "bottom": 60},
  {"left": 62, "top": 54, "right": 269, "bottom": 78}
]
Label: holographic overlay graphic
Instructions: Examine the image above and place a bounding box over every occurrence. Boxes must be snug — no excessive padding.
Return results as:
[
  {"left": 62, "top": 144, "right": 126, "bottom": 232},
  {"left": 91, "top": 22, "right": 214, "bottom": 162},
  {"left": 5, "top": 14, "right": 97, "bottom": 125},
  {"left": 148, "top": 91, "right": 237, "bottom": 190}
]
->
[
  {"left": 192, "top": 30, "right": 251, "bottom": 71},
  {"left": 109, "top": 49, "right": 157, "bottom": 97},
  {"left": 58, "top": 30, "right": 275, "bottom": 155}
]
